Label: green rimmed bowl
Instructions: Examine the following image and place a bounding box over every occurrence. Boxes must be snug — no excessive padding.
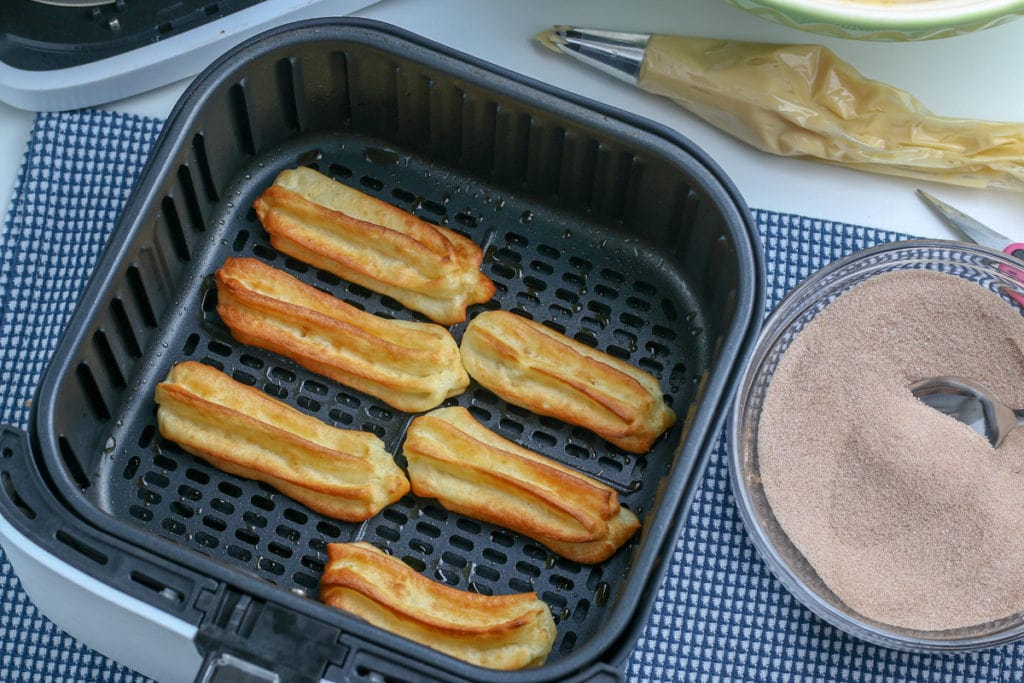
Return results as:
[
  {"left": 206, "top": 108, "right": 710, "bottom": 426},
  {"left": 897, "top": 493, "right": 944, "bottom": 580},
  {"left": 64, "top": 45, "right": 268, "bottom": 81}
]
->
[{"left": 728, "top": 0, "right": 1024, "bottom": 40}]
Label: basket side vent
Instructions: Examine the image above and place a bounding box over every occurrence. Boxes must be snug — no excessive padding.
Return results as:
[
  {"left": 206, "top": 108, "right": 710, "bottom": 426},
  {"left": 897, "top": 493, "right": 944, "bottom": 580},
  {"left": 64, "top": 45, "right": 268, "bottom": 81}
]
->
[
  {"left": 192, "top": 132, "right": 220, "bottom": 203},
  {"left": 177, "top": 164, "right": 208, "bottom": 232},
  {"left": 109, "top": 297, "right": 144, "bottom": 358},
  {"left": 589, "top": 144, "right": 633, "bottom": 221},
  {"left": 92, "top": 329, "right": 128, "bottom": 389},
  {"left": 705, "top": 232, "right": 740, "bottom": 329},
  {"left": 158, "top": 195, "right": 191, "bottom": 262},
  {"left": 75, "top": 363, "right": 111, "bottom": 422},
  {"left": 493, "top": 107, "right": 531, "bottom": 185},
  {"left": 57, "top": 436, "right": 91, "bottom": 491},
  {"left": 525, "top": 122, "right": 566, "bottom": 198},
  {"left": 126, "top": 263, "right": 158, "bottom": 327},
  {"left": 154, "top": 166, "right": 213, "bottom": 270},
  {"left": 427, "top": 80, "right": 464, "bottom": 163},
  {"left": 394, "top": 66, "right": 430, "bottom": 147},
  {"left": 461, "top": 91, "right": 498, "bottom": 176},
  {"left": 277, "top": 56, "right": 306, "bottom": 133},
  {"left": 229, "top": 79, "right": 258, "bottom": 157},
  {"left": 330, "top": 50, "right": 353, "bottom": 127},
  {"left": 557, "top": 131, "right": 600, "bottom": 211},
  {"left": 345, "top": 51, "right": 399, "bottom": 135}
]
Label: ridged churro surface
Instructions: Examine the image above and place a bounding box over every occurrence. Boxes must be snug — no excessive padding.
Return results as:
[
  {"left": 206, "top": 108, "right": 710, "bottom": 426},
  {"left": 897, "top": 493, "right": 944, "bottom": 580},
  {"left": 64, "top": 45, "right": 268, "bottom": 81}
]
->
[
  {"left": 403, "top": 406, "right": 640, "bottom": 564},
  {"left": 459, "top": 311, "right": 676, "bottom": 453},
  {"left": 154, "top": 361, "right": 409, "bottom": 521},
  {"left": 319, "top": 542, "right": 556, "bottom": 670},
  {"left": 215, "top": 257, "right": 469, "bottom": 412},
  {"left": 253, "top": 167, "right": 495, "bottom": 325}
]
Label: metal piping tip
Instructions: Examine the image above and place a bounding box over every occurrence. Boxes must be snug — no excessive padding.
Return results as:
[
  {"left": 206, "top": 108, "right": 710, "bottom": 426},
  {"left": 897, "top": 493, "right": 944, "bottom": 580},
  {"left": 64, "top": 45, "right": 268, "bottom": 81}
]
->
[{"left": 536, "top": 26, "right": 651, "bottom": 85}]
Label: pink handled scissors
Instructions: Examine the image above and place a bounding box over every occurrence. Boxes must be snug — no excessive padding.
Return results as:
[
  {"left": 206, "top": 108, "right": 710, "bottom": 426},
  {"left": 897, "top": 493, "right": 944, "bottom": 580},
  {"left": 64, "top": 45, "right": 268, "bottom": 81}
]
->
[{"left": 917, "top": 189, "right": 1024, "bottom": 308}]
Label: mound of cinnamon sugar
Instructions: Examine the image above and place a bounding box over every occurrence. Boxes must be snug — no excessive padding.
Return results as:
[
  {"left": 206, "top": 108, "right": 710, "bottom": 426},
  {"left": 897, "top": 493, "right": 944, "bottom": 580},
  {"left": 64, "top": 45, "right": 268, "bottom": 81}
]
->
[{"left": 759, "top": 269, "right": 1024, "bottom": 631}]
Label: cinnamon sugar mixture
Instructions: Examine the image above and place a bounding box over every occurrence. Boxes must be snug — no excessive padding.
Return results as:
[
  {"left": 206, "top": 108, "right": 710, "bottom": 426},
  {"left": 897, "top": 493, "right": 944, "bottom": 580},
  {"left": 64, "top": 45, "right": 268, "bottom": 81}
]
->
[{"left": 759, "top": 269, "right": 1024, "bottom": 631}]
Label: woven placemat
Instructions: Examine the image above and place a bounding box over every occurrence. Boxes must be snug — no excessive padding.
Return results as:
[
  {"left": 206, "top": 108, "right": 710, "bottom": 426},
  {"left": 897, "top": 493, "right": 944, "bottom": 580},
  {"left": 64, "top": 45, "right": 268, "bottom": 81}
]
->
[{"left": 1, "top": 110, "right": 1021, "bottom": 682}]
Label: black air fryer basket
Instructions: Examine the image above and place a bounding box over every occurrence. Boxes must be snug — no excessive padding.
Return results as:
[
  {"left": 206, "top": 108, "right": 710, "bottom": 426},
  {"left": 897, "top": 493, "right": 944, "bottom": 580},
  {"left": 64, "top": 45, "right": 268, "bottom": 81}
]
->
[{"left": 0, "top": 19, "right": 764, "bottom": 682}]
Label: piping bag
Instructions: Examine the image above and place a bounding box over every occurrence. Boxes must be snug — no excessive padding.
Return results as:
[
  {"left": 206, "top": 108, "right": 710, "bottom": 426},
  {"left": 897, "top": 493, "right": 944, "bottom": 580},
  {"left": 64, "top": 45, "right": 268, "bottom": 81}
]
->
[{"left": 537, "top": 27, "right": 1024, "bottom": 191}]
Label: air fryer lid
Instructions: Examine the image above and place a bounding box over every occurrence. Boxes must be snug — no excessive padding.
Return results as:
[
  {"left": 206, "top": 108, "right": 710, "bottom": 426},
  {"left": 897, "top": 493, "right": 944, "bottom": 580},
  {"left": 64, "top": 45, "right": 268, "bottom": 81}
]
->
[{"left": 12, "top": 18, "right": 763, "bottom": 682}]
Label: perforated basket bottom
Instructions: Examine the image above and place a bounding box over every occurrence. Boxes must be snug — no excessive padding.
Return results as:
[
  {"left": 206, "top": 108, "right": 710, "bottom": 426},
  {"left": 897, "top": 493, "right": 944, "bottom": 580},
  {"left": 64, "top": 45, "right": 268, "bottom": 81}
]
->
[{"left": 96, "top": 132, "right": 709, "bottom": 662}]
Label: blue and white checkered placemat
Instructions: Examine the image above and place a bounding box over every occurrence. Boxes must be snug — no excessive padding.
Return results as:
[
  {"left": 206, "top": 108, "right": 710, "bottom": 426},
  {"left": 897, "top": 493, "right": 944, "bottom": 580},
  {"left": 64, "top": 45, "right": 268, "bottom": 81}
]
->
[
  {"left": 2, "top": 110, "right": 1023, "bottom": 682},
  {"left": 0, "top": 111, "right": 160, "bottom": 683}
]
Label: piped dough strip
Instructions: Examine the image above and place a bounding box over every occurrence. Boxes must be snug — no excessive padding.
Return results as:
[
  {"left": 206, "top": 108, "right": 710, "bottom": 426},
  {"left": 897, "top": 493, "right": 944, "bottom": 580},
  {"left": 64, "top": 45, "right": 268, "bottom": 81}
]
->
[
  {"left": 403, "top": 406, "right": 641, "bottom": 564},
  {"left": 254, "top": 167, "right": 495, "bottom": 325},
  {"left": 319, "top": 542, "right": 557, "bottom": 670},
  {"left": 459, "top": 310, "right": 676, "bottom": 453},
  {"left": 154, "top": 361, "right": 409, "bottom": 521},
  {"left": 215, "top": 257, "right": 469, "bottom": 412}
]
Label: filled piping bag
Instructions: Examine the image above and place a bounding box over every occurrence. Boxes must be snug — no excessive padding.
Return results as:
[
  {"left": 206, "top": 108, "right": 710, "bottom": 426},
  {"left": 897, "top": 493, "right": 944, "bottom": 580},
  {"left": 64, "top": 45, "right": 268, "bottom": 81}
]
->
[{"left": 538, "top": 27, "right": 1024, "bottom": 191}]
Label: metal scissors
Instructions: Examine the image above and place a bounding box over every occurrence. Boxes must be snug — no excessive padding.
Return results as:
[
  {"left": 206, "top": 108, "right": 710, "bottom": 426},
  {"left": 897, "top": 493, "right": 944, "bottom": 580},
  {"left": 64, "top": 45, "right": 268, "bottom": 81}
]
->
[
  {"left": 916, "top": 189, "right": 1024, "bottom": 260},
  {"left": 916, "top": 189, "right": 1024, "bottom": 307}
]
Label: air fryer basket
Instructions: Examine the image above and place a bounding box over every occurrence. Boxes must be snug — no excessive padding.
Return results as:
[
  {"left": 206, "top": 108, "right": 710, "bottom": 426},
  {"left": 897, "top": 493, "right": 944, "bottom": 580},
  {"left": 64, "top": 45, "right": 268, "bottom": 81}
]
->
[{"left": 0, "top": 19, "right": 763, "bottom": 682}]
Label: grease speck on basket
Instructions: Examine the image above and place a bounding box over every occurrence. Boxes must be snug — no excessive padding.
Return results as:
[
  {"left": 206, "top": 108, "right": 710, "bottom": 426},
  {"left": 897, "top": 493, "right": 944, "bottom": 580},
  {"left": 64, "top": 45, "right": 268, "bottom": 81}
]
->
[{"left": 759, "top": 269, "right": 1024, "bottom": 631}]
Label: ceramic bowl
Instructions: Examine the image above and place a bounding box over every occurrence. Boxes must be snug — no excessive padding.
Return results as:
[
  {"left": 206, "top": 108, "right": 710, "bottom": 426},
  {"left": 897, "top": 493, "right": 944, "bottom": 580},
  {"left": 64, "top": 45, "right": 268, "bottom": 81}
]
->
[{"left": 728, "top": 0, "right": 1024, "bottom": 40}]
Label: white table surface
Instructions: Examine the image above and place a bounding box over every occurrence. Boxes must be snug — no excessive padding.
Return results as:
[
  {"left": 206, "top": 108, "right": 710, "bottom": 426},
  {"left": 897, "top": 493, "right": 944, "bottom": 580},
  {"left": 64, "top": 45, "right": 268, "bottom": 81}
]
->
[{"left": 2, "top": 0, "right": 1024, "bottom": 244}]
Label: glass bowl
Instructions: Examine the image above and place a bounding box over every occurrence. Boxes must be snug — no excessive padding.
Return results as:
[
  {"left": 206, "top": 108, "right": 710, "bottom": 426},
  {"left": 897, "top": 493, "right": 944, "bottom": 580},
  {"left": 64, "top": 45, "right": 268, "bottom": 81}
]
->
[
  {"left": 727, "top": 0, "right": 1024, "bottom": 40},
  {"left": 728, "top": 239, "right": 1024, "bottom": 651}
]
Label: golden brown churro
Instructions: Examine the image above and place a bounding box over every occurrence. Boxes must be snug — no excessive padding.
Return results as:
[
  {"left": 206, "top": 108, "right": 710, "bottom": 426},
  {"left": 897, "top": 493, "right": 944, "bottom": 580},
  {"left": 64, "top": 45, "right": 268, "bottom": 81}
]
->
[
  {"left": 403, "top": 406, "right": 641, "bottom": 563},
  {"left": 319, "top": 542, "right": 557, "bottom": 670},
  {"left": 459, "top": 311, "right": 676, "bottom": 453},
  {"left": 215, "top": 257, "right": 468, "bottom": 412},
  {"left": 154, "top": 361, "right": 409, "bottom": 521},
  {"left": 253, "top": 167, "right": 495, "bottom": 325}
]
